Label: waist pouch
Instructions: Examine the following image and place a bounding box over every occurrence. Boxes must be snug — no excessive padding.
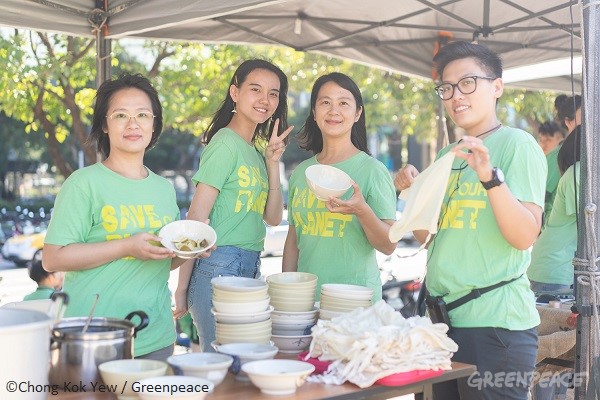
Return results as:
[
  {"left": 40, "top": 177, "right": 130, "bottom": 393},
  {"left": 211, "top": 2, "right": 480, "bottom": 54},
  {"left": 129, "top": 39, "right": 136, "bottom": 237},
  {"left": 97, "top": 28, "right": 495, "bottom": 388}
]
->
[{"left": 425, "top": 274, "right": 523, "bottom": 330}]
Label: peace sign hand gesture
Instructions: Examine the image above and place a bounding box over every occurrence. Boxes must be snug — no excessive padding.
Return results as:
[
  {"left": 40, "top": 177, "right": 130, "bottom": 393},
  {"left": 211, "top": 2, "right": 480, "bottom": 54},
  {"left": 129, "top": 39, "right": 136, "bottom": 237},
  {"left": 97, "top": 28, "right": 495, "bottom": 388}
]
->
[{"left": 265, "top": 118, "right": 293, "bottom": 164}]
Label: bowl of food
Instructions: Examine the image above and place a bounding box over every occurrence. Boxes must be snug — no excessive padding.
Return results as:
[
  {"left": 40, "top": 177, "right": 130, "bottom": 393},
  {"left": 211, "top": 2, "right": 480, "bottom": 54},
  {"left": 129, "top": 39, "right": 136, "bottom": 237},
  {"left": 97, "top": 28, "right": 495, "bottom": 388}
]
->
[
  {"left": 305, "top": 164, "right": 352, "bottom": 201},
  {"left": 135, "top": 376, "right": 213, "bottom": 400},
  {"left": 159, "top": 220, "right": 217, "bottom": 258},
  {"left": 167, "top": 352, "right": 233, "bottom": 386},
  {"left": 98, "top": 359, "right": 168, "bottom": 400},
  {"left": 242, "top": 359, "right": 315, "bottom": 395}
]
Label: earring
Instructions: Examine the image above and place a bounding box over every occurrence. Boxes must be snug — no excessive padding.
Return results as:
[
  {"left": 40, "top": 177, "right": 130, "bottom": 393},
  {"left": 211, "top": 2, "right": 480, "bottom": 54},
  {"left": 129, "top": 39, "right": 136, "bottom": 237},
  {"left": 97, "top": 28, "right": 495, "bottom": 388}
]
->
[{"left": 232, "top": 103, "right": 237, "bottom": 113}]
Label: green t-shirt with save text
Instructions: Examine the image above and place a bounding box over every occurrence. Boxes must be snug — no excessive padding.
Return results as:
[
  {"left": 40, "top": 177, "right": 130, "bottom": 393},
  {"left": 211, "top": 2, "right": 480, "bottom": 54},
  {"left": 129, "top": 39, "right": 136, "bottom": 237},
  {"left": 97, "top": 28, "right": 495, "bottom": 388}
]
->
[
  {"left": 528, "top": 162, "right": 579, "bottom": 286},
  {"left": 192, "top": 128, "right": 268, "bottom": 251},
  {"left": 427, "top": 126, "right": 546, "bottom": 330},
  {"left": 44, "top": 163, "right": 180, "bottom": 356},
  {"left": 288, "top": 152, "right": 397, "bottom": 302}
]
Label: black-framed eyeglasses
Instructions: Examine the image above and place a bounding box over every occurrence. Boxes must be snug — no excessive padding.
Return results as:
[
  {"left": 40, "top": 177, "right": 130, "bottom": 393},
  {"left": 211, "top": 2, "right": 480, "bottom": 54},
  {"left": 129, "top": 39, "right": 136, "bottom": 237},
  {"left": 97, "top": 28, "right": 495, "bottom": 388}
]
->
[
  {"left": 434, "top": 76, "right": 496, "bottom": 100},
  {"left": 106, "top": 111, "right": 155, "bottom": 126}
]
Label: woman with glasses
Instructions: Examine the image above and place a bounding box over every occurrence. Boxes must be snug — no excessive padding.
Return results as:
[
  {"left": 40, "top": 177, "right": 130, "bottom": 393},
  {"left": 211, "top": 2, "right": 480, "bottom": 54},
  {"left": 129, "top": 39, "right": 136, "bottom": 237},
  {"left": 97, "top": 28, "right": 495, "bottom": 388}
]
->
[
  {"left": 173, "top": 59, "right": 293, "bottom": 352},
  {"left": 395, "top": 42, "right": 546, "bottom": 399},
  {"left": 43, "top": 73, "right": 203, "bottom": 361},
  {"left": 282, "top": 72, "right": 397, "bottom": 303}
]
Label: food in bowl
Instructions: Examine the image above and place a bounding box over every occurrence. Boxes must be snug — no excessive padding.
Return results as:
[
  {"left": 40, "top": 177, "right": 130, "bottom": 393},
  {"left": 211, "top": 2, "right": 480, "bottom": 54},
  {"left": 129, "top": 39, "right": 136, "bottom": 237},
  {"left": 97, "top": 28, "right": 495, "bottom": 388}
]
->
[
  {"left": 242, "top": 359, "right": 315, "bottom": 395},
  {"left": 305, "top": 164, "right": 353, "bottom": 201},
  {"left": 98, "top": 359, "right": 168, "bottom": 400},
  {"left": 167, "top": 353, "right": 233, "bottom": 386},
  {"left": 159, "top": 220, "right": 217, "bottom": 258}
]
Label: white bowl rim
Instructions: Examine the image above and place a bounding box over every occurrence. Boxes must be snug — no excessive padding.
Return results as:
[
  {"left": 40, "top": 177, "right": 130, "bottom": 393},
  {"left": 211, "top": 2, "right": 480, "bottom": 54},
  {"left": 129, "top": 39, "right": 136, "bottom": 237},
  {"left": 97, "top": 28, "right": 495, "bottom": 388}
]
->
[
  {"left": 211, "top": 276, "right": 267, "bottom": 292},
  {"left": 158, "top": 220, "right": 217, "bottom": 256},
  {"left": 305, "top": 164, "right": 352, "bottom": 191},
  {"left": 166, "top": 353, "right": 233, "bottom": 369},
  {"left": 211, "top": 341, "right": 278, "bottom": 355},
  {"left": 242, "top": 359, "right": 315, "bottom": 376}
]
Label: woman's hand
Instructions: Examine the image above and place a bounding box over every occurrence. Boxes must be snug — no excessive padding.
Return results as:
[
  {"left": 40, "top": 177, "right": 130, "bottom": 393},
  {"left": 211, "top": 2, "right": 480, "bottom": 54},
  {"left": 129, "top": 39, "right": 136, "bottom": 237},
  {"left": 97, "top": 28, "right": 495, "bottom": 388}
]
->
[
  {"left": 452, "top": 136, "right": 493, "bottom": 182},
  {"left": 393, "top": 164, "right": 420, "bottom": 191},
  {"left": 173, "top": 288, "right": 188, "bottom": 319},
  {"left": 325, "top": 182, "right": 368, "bottom": 216},
  {"left": 265, "top": 118, "right": 293, "bottom": 163},
  {"left": 127, "top": 232, "right": 175, "bottom": 260}
]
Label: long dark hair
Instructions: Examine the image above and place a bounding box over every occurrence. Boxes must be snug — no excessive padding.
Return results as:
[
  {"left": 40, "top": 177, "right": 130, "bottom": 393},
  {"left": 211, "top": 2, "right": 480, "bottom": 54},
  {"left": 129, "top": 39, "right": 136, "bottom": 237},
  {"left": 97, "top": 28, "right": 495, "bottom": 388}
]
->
[
  {"left": 557, "top": 125, "right": 581, "bottom": 175},
  {"left": 89, "top": 73, "right": 163, "bottom": 158},
  {"left": 202, "top": 59, "right": 289, "bottom": 145},
  {"left": 297, "top": 72, "right": 370, "bottom": 155}
]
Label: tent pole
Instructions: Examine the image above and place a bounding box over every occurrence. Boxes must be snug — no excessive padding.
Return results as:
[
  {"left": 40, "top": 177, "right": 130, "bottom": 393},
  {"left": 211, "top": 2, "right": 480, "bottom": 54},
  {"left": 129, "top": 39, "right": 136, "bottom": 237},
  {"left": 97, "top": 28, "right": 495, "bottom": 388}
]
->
[
  {"left": 574, "top": 1, "right": 599, "bottom": 398},
  {"left": 95, "top": 29, "right": 111, "bottom": 89}
]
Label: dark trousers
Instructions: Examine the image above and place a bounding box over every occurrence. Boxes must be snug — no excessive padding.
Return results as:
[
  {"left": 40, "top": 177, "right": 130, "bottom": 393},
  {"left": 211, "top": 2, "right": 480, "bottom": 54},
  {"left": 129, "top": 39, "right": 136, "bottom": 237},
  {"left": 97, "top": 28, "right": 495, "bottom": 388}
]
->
[{"left": 432, "top": 327, "right": 537, "bottom": 400}]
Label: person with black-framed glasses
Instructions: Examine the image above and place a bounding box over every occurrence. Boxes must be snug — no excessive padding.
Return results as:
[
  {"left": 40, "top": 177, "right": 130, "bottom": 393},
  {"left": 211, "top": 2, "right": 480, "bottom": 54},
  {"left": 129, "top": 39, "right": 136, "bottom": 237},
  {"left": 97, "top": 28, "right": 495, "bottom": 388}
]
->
[{"left": 394, "top": 41, "right": 546, "bottom": 400}]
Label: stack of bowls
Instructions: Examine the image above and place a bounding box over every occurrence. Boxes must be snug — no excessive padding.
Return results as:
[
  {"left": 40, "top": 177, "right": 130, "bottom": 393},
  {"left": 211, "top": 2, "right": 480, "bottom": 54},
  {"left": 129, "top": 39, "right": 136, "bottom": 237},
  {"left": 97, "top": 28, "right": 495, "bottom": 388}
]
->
[
  {"left": 211, "top": 277, "right": 272, "bottom": 345},
  {"left": 267, "top": 272, "right": 318, "bottom": 312},
  {"left": 267, "top": 272, "right": 318, "bottom": 353},
  {"left": 319, "top": 283, "right": 373, "bottom": 320}
]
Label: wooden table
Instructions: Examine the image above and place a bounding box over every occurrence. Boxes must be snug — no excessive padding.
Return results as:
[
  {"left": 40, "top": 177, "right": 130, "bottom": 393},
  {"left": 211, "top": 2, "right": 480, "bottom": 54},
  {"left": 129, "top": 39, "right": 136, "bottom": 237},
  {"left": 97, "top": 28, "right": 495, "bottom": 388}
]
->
[{"left": 48, "top": 362, "right": 476, "bottom": 400}]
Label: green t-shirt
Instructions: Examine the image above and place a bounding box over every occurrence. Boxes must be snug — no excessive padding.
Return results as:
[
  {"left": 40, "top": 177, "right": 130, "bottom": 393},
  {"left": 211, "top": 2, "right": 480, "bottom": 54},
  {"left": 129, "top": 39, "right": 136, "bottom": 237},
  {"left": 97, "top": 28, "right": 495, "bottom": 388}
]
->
[
  {"left": 44, "top": 163, "right": 180, "bottom": 356},
  {"left": 288, "top": 152, "right": 397, "bottom": 302},
  {"left": 544, "top": 145, "right": 561, "bottom": 226},
  {"left": 192, "top": 128, "right": 268, "bottom": 251},
  {"left": 528, "top": 162, "right": 579, "bottom": 286},
  {"left": 23, "top": 286, "right": 55, "bottom": 301},
  {"left": 427, "top": 126, "right": 546, "bottom": 330}
]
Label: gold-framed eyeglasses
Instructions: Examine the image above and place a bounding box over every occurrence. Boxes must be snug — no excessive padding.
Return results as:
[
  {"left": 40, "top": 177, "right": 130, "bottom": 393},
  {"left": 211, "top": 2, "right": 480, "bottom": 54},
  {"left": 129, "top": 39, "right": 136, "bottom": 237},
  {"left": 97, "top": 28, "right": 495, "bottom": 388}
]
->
[
  {"left": 106, "top": 111, "right": 155, "bottom": 125},
  {"left": 434, "top": 76, "right": 496, "bottom": 100}
]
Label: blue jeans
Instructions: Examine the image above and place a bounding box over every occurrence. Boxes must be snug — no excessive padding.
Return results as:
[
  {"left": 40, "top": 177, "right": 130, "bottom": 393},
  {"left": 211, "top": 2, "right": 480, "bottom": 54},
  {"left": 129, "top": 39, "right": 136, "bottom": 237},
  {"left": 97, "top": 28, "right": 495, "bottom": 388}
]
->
[
  {"left": 187, "top": 245, "right": 261, "bottom": 352},
  {"left": 530, "top": 281, "right": 572, "bottom": 295},
  {"left": 432, "top": 327, "right": 538, "bottom": 400}
]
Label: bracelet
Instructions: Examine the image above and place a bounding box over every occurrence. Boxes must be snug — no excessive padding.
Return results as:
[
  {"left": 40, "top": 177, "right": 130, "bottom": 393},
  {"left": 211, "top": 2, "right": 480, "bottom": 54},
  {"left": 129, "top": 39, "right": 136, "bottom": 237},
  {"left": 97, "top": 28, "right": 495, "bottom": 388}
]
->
[{"left": 269, "top": 185, "right": 282, "bottom": 191}]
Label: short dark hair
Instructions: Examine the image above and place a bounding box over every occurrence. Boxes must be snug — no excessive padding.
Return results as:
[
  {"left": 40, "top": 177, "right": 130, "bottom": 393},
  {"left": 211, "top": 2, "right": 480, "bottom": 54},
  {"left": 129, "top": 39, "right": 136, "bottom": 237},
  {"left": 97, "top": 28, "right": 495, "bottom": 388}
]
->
[
  {"left": 203, "top": 59, "right": 289, "bottom": 145},
  {"left": 89, "top": 73, "right": 163, "bottom": 157},
  {"left": 554, "top": 94, "right": 582, "bottom": 129},
  {"left": 538, "top": 121, "right": 564, "bottom": 138},
  {"left": 557, "top": 125, "right": 581, "bottom": 175},
  {"left": 28, "top": 260, "right": 51, "bottom": 284},
  {"left": 297, "top": 72, "right": 370, "bottom": 155},
  {"left": 433, "top": 41, "right": 503, "bottom": 80}
]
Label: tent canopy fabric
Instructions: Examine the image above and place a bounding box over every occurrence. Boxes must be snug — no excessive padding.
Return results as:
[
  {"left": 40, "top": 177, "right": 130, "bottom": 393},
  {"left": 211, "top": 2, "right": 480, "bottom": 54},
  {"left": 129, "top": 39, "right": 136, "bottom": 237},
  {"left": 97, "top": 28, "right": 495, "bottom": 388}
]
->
[{"left": 0, "top": 0, "right": 582, "bottom": 91}]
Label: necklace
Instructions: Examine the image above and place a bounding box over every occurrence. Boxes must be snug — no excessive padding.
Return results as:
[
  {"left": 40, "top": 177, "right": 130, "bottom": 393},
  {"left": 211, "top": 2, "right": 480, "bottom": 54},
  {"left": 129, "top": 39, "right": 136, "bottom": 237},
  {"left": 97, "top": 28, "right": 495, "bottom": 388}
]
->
[{"left": 474, "top": 123, "right": 502, "bottom": 139}]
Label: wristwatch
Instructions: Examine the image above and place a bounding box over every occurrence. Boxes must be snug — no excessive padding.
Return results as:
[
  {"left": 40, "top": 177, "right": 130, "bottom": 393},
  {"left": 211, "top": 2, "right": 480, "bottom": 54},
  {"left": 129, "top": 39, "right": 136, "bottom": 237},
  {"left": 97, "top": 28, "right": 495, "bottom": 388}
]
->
[{"left": 480, "top": 167, "right": 505, "bottom": 190}]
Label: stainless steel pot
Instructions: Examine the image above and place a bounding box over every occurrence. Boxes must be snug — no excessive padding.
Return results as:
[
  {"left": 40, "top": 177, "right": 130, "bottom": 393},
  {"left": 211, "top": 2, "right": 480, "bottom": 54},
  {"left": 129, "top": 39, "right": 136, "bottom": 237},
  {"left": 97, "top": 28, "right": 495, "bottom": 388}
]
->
[{"left": 49, "top": 310, "right": 148, "bottom": 385}]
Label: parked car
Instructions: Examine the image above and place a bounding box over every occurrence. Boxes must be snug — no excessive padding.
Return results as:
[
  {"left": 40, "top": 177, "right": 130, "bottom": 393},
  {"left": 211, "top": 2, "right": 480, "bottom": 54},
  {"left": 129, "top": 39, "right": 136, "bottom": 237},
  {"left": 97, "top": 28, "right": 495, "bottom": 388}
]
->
[
  {"left": 1, "top": 225, "right": 46, "bottom": 267},
  {"left": 262, "top": 210, "right": 289, "bottom": 257}
]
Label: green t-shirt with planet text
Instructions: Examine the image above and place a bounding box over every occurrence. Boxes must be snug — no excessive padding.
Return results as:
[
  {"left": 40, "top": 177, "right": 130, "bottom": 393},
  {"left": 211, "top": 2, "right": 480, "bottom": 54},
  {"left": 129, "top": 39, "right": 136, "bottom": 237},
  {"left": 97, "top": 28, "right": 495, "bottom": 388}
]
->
[
  {"left": 192, "top": 128, "right": 268, "bottom": 251},
  {"left": 427, "top": 126, "right": 546, "bottom": 330},
  {"left": 288, "top": 152, "right": 397, "bottom": 302},
  {"left": 44, "top": 163, "right": 180, "bottom": 356}
]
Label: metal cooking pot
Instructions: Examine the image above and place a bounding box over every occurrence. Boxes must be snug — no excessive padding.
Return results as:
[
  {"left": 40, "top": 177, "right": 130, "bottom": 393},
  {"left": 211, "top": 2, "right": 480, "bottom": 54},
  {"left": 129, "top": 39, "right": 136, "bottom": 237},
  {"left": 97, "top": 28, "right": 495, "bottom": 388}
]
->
[{"left": 49, "top": 310, "right": 149, "bottom": 386}]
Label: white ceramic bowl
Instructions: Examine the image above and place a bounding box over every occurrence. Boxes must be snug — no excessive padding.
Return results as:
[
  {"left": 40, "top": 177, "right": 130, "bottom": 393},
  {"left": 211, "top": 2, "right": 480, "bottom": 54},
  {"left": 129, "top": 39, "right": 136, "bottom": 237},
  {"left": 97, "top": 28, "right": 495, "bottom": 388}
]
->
[
  {"left": 305, "top": 164, "right": 352, "bottom": 201},
  {"left": 212, "top": 287, "right": 268, "bottom": 302},
  {"left": 159, "top": 220, "right": 217, "bottom": 258},
  {"left": 270, "top": 334, "right": 313, "bottom": 354},
  {"left": 212, "top": 341, "right": 279, "bottom": 381},
  {"left": 167, "top": 352, "right": 233, "bottom": 386},
  {"left": 270, "top": 298, "right": 316, "bottom": 312},
  {"left": 98, "top": 360, "right": 169, "bottom": 400},
  {"left": 318, "top": 308, "right": 349, "bottom": 320},
  {"left": 211, "top": 305, "right": 273, "bottom": 324},
  {"left": 212, "top": 297, "right": 270, "bottom": 314},
  {"left": 267, "top": 272, "right": 318, "bottom": 286},
  {"left": 242, "top": 360, "right": 315, "bottom": 395},
  {"left": 271, "top": 307, "right": 319, "bottom": 318},
  {"left": 211, "top": 276, "right": 267, "bottom": 292},
  {"left": 135, "top": 376, "right": 214, "bottom": 400}
]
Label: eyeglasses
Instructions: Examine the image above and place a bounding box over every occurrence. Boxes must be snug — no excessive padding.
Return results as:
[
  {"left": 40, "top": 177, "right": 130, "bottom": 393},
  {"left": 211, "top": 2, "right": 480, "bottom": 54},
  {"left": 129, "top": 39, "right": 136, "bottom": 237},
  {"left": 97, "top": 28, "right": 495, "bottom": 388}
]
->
[
  {"left": 434, "top": 76, "right": 496, "bottom": 100},
  {"left": 106, "top": 111, "right": 155, "bottom": 125}
]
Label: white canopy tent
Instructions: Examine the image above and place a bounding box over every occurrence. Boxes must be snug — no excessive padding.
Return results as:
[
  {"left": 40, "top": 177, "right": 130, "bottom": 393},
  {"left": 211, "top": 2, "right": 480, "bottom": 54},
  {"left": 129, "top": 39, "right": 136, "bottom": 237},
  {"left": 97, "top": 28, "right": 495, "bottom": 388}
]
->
[{"left": 0, "top": 0, "right": 583, "bottom": 91}]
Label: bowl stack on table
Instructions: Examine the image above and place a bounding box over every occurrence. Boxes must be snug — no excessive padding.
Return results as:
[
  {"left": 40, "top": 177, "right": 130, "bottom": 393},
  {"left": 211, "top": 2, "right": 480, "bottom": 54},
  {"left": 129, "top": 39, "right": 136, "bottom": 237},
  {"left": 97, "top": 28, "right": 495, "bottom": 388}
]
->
[
  {"left": 266, "top": 272, "right": 318, "bottom": 354},
  {"left": 319, "top": 283, "right": 373, "bottom": 320},
  {"left": 210, "top": 276, "right": 272, "bottom": 345}
]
